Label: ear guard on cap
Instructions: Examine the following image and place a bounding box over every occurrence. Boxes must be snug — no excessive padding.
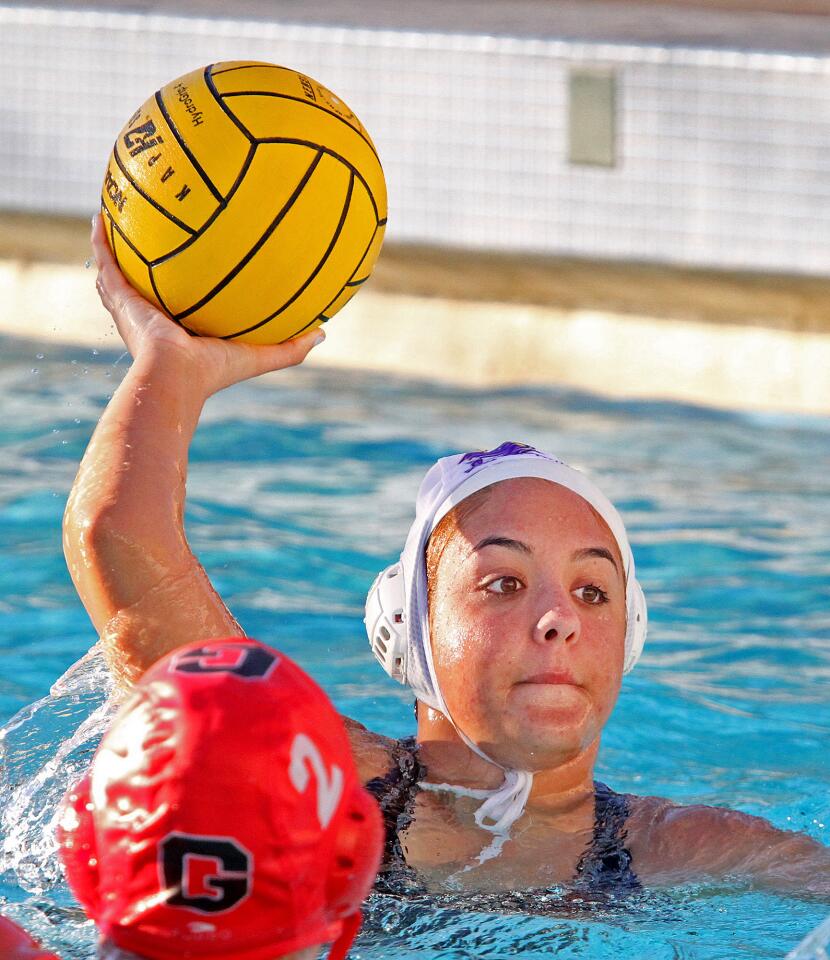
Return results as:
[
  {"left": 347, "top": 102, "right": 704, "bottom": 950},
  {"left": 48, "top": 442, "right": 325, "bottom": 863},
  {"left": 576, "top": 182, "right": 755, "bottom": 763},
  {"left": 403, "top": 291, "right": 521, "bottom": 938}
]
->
[
  {"left": 365, "top": 563, "right": 408, "bottom": 683},
  {"left": 325, "top": 784, "right": 383, "bottom": 960},
  {"left": 55, "top": 774, "right": 102, "bottom": 922},
  {"left": 624, "top": 578, "right": 648, "bottom": 674}
]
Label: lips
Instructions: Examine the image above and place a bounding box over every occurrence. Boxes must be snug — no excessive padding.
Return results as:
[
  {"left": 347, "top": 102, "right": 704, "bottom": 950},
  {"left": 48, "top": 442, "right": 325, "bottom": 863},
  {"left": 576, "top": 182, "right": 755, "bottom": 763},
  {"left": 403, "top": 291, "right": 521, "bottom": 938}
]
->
[{"left": 520, "top": 671, "right": 579, "bottom": 686}]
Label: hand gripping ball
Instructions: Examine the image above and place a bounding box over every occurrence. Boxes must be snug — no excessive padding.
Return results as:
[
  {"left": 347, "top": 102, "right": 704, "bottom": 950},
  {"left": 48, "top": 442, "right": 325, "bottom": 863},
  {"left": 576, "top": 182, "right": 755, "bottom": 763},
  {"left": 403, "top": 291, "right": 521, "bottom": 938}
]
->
[{"left": 101, "top": 61, "right": 387, "bottom": 344}]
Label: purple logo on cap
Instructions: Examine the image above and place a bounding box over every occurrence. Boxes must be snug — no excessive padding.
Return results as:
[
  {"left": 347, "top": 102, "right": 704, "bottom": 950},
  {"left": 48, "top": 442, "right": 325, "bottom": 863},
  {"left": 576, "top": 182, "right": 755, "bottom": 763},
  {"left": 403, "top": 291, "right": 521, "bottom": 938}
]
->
[{"left": 459, "top": 441, "right": 546, "bottom": 474}]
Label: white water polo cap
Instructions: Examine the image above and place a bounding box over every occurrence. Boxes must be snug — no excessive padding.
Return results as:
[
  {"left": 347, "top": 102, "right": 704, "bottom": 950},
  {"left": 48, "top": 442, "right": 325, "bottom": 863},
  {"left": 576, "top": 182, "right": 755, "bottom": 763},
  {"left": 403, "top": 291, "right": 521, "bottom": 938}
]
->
[
  {"left": 366, "top": 441, "right": 647, "bottom": 707},
  {"left": 365, "top": 443, "right": 647, "bottom": 856}
]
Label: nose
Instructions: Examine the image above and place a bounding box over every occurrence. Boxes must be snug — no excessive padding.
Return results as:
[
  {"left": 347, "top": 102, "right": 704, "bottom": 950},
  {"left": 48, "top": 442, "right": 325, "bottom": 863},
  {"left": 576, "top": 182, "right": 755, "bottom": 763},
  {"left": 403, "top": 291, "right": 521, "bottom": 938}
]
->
[{"left": 533, "top": 590, "right": 580, "bottom": 646}]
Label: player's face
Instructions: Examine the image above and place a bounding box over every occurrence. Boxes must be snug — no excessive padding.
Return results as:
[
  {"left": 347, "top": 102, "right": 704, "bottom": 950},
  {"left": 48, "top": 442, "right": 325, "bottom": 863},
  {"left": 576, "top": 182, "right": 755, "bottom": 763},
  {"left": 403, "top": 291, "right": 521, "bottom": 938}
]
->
[{"left": 429, "top": 478, "right": 627, "bottom": 771}]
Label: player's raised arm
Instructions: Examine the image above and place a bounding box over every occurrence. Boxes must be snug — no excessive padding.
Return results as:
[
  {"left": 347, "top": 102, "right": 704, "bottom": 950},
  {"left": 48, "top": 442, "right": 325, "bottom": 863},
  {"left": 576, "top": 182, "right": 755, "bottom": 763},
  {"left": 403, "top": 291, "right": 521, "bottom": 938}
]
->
[{"left": 62, "top": 216, "right": 324, "bottom": 687}]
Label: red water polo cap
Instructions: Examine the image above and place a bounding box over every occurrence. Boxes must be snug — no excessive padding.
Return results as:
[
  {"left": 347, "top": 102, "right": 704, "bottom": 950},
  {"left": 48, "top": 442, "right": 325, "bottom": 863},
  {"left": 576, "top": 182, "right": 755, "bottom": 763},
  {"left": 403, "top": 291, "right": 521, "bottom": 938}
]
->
[
  {"left": 57, "top": 637, "right": 382, "bottom": 960},
  {"left": 0, "top": 916, "right": 61, "bottom": 960}
]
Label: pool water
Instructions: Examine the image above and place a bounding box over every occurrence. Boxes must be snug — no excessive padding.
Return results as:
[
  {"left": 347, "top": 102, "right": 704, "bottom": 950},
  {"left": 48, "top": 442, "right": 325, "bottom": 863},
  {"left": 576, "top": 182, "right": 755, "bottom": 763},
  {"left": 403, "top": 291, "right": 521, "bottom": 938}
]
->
[{"left": 0, "top": 334, "right": 828, "bottom": 959}]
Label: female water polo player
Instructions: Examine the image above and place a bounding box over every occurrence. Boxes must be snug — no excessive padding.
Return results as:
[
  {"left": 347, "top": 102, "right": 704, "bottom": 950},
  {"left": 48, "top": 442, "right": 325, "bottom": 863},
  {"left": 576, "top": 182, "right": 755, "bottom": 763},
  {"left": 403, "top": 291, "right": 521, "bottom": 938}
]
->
[
  {"left": 3, "top": 637, "right": 382, "bottom": 960},
  {"left": 64, "top": 216, "right": 830, "bottom": 901}
]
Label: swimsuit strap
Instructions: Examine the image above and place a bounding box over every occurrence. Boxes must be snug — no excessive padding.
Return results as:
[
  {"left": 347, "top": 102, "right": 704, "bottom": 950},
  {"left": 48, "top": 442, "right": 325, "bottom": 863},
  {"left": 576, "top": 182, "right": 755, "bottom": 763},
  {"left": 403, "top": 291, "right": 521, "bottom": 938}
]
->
[
  {"left": 367, "top": 749, "right": 639, "bottom": 899},
  {"left": 365, "top": 735, "right": 425, "bottom": 894},
  {"left": 573, "top": 780, "right": 640, "bottom": 892}
]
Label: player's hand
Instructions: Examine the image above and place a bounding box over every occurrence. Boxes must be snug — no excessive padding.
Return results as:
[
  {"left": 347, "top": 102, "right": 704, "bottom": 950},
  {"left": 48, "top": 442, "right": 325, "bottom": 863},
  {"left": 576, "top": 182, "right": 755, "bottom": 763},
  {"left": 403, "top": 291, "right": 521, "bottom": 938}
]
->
[{"left": 90, "top": 214, "right": 325, "bottom": 397}]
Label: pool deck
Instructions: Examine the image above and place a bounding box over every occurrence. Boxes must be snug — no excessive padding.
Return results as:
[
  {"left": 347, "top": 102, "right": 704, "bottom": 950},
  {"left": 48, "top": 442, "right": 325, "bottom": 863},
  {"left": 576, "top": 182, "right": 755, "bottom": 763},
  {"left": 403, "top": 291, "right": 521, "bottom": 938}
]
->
[{"left": 2, "top": 212, "right": 829, "bottom": 415}]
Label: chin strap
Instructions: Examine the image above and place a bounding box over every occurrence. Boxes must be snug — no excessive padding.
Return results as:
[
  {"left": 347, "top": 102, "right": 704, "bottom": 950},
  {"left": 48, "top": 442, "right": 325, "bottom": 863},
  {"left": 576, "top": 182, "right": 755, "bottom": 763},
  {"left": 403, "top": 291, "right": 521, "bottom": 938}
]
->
[
  {"left": 415, "top": 683, "right": 536, "bottom": 867},
  {"left": 471, "top": 768, "right": 534, "bottom": 835},
  {"left": 328, "top": 911, "right": 362, "bottom": 960},
  {"left": 419, "top": 767, "right": 534, "bottom": 869}
]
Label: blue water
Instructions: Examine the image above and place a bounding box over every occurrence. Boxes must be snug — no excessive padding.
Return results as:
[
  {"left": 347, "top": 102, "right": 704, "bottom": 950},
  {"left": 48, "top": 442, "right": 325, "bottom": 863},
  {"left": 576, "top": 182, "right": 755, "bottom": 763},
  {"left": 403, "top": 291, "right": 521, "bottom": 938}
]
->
[{"left": 0, "top": 334, "right": 829, "bottom": 958}]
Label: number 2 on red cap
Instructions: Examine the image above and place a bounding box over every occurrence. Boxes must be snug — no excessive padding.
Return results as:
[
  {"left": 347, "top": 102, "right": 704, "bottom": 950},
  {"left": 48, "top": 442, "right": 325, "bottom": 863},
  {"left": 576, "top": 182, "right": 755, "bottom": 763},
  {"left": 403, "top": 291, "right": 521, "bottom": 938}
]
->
[{"left": 289, "top": 733, "right": 345, "bottom": 829}]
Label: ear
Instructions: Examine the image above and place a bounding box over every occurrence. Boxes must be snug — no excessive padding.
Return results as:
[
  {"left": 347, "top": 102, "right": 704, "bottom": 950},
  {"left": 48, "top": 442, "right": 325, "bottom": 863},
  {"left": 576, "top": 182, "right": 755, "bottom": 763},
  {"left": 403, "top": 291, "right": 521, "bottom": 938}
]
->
[{"left": 56, "top": 774, "right": 102, "bottom": 921}]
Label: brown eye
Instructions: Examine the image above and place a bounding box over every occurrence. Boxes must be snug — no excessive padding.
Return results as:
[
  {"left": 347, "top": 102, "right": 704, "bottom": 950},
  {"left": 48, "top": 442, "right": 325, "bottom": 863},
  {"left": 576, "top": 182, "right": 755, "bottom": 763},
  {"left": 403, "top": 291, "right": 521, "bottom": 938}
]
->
[
  {"left": 488, "top": 576, "right": 522, "bottom": 595},
  {"left": 575, "top": 585, "right": 609, "bottom": 605}
]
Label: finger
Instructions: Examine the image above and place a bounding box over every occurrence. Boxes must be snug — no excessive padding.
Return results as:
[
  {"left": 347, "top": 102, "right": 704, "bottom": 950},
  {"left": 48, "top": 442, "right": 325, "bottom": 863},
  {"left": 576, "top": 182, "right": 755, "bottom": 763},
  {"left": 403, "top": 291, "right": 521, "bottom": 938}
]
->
[
  {"left": 240, "top": 327, "right": 326, "bottom": 380},
  {"left": 95, "top": 272, "right": 114, "bottom": 314},
  {"left": 278, "top": 326, "right": 326, "bottom": 364},
  {"left": 90, "top": 213, "right": 114, "bottom": 271},
  {"left": 91, "top": 217, "right": 132, "bottom": 306},
  {"left": 91, "top": 217, "right": 159, "bottom": 334}
]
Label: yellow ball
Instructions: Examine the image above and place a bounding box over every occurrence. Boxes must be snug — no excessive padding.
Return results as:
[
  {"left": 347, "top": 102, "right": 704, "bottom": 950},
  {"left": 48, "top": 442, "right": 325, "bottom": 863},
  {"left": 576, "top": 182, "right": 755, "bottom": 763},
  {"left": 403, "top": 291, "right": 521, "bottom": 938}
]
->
[{"left": 101, "top": 61, "right": 387, "bottom": 343}]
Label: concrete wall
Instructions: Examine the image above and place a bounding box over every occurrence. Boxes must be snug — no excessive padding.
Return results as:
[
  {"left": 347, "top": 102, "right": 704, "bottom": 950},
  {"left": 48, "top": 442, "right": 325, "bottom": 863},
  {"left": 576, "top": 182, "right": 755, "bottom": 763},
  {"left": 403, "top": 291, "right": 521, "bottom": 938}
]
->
[{"left": 4, "top": 255, "right": 830, "bottom": 415}]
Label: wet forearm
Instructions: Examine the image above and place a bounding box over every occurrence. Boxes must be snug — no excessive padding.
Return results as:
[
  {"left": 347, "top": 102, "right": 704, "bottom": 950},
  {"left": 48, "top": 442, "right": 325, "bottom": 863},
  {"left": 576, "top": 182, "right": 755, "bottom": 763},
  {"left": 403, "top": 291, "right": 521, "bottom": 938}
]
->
[
  {"left": 69, "top": 215, "right": 321, "bottom": 684},
  {"left": 63, "top": 349, "right": 206, "bottom": 633}
]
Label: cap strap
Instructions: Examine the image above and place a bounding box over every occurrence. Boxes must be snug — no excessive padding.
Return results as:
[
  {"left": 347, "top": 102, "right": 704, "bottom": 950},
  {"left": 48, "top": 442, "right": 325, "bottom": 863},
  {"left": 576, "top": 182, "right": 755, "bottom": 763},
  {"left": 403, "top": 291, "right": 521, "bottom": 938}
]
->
[{"left": 327, "top": 911, "right": 362, "bottom": 960}]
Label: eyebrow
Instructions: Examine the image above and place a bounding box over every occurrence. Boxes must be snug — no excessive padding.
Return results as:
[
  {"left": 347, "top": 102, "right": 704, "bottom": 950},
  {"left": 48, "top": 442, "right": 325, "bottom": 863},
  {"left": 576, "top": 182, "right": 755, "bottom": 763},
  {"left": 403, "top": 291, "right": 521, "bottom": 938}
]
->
[
  {"left": 473, "top": 536, "right": 532, "bottom": 555},
  {"left": 572, "top": 546, "right": 619, "bottom": 572},
  {"left": 473, "top": 538, "right": 619, "bottom": 572}
]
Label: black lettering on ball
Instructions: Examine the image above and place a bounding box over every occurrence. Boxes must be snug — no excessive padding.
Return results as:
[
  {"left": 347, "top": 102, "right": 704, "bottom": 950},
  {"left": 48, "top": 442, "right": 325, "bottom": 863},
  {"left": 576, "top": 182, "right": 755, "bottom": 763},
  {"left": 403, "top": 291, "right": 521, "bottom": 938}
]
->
[
  {"left": 123, "top": 118, "right": 164, "bottom": 158},
  {"left": 104, "top": 168, "right": 127, "bottom": 214}
]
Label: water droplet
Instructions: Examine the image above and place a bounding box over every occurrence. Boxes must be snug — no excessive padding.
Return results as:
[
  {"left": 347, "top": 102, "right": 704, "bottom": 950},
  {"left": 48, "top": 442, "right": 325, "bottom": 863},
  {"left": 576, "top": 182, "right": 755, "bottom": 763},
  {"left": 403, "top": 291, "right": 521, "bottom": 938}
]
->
[
  {"left": 73, "top": 418, "right": 81, "bottom": 424},
  {"left": 92, "top": 348, "right": 100, "bottom": 356},
  {"left": 84, "top": 258, "right": 92, "bottom": 269},
  {"left": 30, "top": 368, "right": 39, "bottom": 374},
  {"left": 35, "top": 353, "right": 44, "bottom": 360}
]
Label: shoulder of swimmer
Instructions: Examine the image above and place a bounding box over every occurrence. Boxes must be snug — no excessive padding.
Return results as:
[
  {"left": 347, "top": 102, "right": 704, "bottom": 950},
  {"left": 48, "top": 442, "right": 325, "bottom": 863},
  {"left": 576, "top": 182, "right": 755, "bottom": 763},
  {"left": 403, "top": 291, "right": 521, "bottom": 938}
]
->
[
  {"left": 343, "top": 715, "right": 398, "bottom": 782},
  {"left": 625, "top": 794, "right": 828, "bottom": 884}
]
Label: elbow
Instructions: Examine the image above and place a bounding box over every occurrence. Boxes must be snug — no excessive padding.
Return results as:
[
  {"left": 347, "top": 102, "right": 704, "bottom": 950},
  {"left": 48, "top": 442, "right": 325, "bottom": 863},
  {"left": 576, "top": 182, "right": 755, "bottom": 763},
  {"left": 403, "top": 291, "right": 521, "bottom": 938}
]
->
[
  {"left": 63, "top": 495, "right": 116, "bottom": 579},
  {"left": 62, "top": 496, "right": 153, "bottom": 599}
]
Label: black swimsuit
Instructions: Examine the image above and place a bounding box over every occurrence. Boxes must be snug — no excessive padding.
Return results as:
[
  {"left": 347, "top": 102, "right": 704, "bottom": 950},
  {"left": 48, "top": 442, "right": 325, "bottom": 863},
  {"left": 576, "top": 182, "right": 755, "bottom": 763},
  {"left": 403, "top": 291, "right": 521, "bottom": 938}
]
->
[{"left": 366, "top": 737, "right": 640, "bottom": 903}]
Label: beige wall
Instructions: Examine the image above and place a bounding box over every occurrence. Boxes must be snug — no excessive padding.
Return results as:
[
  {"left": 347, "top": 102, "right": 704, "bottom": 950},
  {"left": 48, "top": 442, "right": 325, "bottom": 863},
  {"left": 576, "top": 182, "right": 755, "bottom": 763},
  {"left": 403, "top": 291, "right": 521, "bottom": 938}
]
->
[{"left": 1, "top": 227, "right": 828, "bottom": 415}]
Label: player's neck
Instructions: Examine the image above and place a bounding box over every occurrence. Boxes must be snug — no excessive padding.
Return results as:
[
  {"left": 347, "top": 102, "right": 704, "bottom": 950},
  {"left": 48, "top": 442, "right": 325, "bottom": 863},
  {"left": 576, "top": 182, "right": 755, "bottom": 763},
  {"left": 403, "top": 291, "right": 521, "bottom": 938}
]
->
[{"left": 416, "top": 701, "right": 599, "bottom": 815}]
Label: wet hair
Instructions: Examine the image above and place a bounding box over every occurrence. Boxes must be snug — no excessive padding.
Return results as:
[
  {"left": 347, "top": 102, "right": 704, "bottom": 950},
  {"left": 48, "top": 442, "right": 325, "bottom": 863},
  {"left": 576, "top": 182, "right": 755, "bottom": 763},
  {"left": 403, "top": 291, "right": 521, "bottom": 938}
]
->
[{"left": 425, "top": 485, "right": 492, "bottom": 606}]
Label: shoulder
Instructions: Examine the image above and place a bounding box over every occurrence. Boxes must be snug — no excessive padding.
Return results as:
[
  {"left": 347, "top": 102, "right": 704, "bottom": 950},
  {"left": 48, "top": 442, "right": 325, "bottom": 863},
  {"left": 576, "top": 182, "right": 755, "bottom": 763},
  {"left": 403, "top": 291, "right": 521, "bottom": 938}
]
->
[
  {"left": 624, "top": 793, "right": 805, "bottom": 881},
  {"left": 343, "top": 715, "right": 399, "bottom": 784},
  {"left": 627, "top": 793, "right": 782, "bottom": 841}
]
